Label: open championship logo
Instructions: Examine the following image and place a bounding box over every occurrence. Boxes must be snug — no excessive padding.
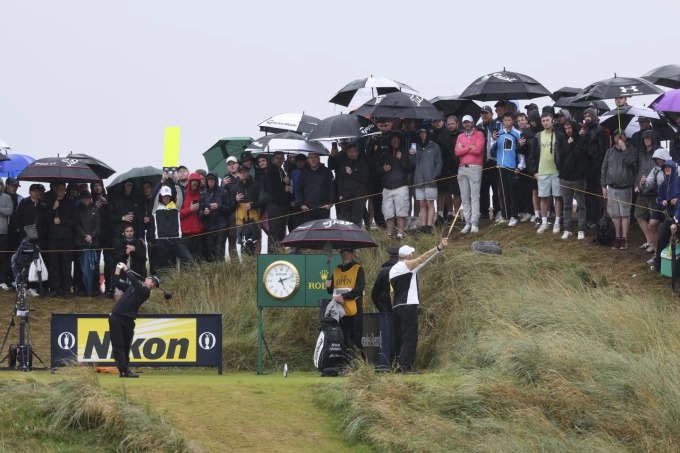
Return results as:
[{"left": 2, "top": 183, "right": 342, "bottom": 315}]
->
[
  {"left": 58, "top": 332, "right": 76, "bottom": 350},
  {"left": 198, "top": 332, "right": 216, "bottom": 350}
]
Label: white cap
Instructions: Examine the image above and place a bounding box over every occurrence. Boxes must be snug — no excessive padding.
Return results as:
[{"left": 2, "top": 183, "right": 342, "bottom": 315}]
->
[
  {"left": 226, "top": 156, "right": 239, "bottom": 164},
  {"left": 159, "top": 186, "right": 172, "bottom": 197},
  {"left": 462, "top": 115, "right": 474, "bottom": 123},
  {"left": 398, "top": 245, "right": 415, "bottom": 258}
]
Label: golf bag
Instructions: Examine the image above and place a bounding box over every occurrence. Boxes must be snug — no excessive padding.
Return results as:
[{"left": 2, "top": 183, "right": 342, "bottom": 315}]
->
[{"left": 313, "top": 299, "right": 345, "bottom": 376}]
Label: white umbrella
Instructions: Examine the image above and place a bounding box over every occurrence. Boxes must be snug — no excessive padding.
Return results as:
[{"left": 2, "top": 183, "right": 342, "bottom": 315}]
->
[
  {"left": 0, "top": 138, "right": 10, "bottom": 150},
  {"left": 257, "top": 113, "right": 321, "bottom": 135},
  {"left": 244, "top": 132, "right": 329, "bottom": 155}
]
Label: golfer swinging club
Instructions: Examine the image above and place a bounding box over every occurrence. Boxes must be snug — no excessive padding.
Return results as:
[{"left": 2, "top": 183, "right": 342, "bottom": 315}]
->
[{"left": 108, "top": 262, "right": 160, "bottom": 378}]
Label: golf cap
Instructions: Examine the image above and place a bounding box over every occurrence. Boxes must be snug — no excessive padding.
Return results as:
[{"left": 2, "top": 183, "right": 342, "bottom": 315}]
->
[
  {"left": 178, "top": 165, "right": 188, "bottom": 172},
  {"left": 241, "top": 151, "right": 255, "bottom": 162},
  {"left": 149, "top": 275, "right": 161, "bottom": 288},
  {"left": 462, "top": 115, "right": 474, "bottom": 123},
  {"left": 399, "top": 245, "right": 415, "bottom": 257},
  {"left": 386, "top": 245, "right": 400, "bottom": 256},
  {"left": 480, "top": 106, "right": 493, "bottom": 114},
  {"left": 237, "top": 165, "right": 249, "bottom": 172},
  {"left": 159, "top": 186, "right": 172, "bottom": 197},
  {"left": 6, "top": 177, "right": 19, "bottom": 186},
  {"left": 524, "top": 102, "right": 538, "bottom": 110},
  {"left": 226, "top": 156, "right": 239, "bottom": 164},
  {"left": 642, "top": 130, "right": 654, "bottom": 138},
  {"left": 339, "top": 247, "right": 354, "bottom": 254},
  {"left": 417, "top": 126, "right": 428, "bottom": 132}
]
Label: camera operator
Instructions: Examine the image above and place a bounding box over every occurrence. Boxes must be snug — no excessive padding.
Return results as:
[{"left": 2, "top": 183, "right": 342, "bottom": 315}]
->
[{"left": 108, "top": 262, "right": 160, "bottom": 378}]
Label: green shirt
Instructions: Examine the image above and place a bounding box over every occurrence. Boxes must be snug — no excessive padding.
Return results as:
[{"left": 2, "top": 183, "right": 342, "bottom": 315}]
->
[{"left": 538, "top": 130, "right": 558, "bottom": 175}]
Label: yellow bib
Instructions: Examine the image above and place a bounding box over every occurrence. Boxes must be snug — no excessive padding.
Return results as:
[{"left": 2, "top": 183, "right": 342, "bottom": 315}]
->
[{"left": 332, "top": 264, "right": 363, "bottom": 316}]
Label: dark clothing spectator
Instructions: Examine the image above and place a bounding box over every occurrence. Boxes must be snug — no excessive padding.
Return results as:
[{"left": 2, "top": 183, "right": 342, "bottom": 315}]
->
[
  {"left": 578, "top": 108, "right": 609, "bottom": 225},
  {"left": 180, "top": 172, "right": 204, "bottom": 260},
  {"left": 46, "top": 194, "right": 77, "bottom": 297},
  {"left": 331, "top": 150, "right": 369, "bottom": 226},
  {"left": 200, "top": 172, "right": 233, "bottom": 261},
  {"left": 263, "top": 157, "right": 291, "bottom": 252},
  {"left": 295, "top": 161, "right": 335, "bottom": 223},
  {"left": 153, "top": 188, "right": 193, "bottom": 270}
]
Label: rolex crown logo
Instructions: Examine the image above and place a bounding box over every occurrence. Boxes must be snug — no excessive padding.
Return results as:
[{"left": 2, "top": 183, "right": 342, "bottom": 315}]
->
[{"left": 320, "top": 269, "right": 328, "bottom": 280}]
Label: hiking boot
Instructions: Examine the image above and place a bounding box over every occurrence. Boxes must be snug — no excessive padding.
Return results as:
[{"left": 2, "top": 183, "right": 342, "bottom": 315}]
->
[
  {"left": 537, "top": 223, "right": 549, "bottom": 234},
  {"left": 508, "top": 217, "right": 518, "bottom": 227},
  {"left": 461, "top": 224, "right": 471, "bottom": 234},
  {"left": 619, "top": 237, "right": 629, "bottom": 250},
  {"left": 577, "top": 231, "right": 585, "bottom": 240},
  {"left": 471, "top": 225, "right": 479, "bottom": 233},
  {"left": 611, "top": 237, "right": 621, "bottom": 250},
  {"left": 561, "top": 231, "right": 572, "bottom": 240}
]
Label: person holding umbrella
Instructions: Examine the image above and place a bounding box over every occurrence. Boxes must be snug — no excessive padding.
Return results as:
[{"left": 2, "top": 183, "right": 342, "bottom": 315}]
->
[{"left": 325, "top": 247, "right": 366, "bottom": 356}]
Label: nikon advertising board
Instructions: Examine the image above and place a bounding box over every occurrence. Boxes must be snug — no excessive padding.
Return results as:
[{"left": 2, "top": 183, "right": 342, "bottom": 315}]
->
[
  {"left": 51, "top": 314, "right": 222, "bottom": 374},
  {"left": 257, "top": 254, "right": 342, "bottom": 307}
]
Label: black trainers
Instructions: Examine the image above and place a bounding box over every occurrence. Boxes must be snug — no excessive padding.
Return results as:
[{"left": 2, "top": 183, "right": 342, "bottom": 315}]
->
[{"left": 120, "top": 370, "right": 139, "bottom": 378}]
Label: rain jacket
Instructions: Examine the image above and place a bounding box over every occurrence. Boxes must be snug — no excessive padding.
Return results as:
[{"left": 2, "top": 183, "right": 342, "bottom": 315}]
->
[
  {"left": 180, "top": 172, "right": 204, "bottom": 235},
  {"left": 491, "top": 126, "right": 522, "bottom": 169},
  {"left": 410, "top": 130, "right": 442, "bottom": 185},
  {"left": 234, "top": 175, "right": 261, "bottom": 224},
  {"left": 200, "top": 173, "right": 233, "bottom": 231},
  {"left": 641, "top": 148, "right": 672, "bottom": 195},
  {"left": 600, "top": 141, "right": 638, "bottom": 189},
  {"left": 376, "top": 145, "right": 412, "bottom": 189},
  {"left": 558, "top": 121, "right": 588, "bottom": 181},
  {"left": 578, "top": 108, "right": 609, "bottom": 179},
  {"left": 74, "top": 203, "right": 101, "bottom": 248},
  {"left": 294, "top": 163, "right": 335, "bottom": 208},
  {"left": 636, "top": 145, "right": 660, "bottom": 190}
]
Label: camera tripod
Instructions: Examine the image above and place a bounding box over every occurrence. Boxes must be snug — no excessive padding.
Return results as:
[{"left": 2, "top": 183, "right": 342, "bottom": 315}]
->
[{"left": 0, "top": 271, "right": 48, "bottom": 371}]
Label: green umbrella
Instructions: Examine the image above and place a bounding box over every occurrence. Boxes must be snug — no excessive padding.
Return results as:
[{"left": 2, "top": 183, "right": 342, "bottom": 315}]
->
[
  {"left": 202, "top": 137, "right": 253, "bottom": 178},
  {"left": 107, "top": 166, "right": 163, "bottom": 195}
]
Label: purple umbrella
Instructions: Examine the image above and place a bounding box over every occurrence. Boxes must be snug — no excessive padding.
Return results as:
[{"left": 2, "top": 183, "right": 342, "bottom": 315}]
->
[
  {"left": 650, "top": 89, "right": 680, "bottom": 114},
  {"left": 0, "top": 153, "right": 36, "bottom": 178}
]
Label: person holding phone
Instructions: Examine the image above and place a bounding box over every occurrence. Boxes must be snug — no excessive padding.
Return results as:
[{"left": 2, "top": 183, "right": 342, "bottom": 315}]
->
[{"left": 179, "top": 172, "right": 205, "bottom": 260}]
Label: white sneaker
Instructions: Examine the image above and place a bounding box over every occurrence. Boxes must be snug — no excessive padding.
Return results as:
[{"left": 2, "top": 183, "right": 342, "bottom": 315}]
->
[
  {"left": 645, "top": 244, "right": 655, "bottom": 253},
  {"left": 494, "top": 211, "right": 504, "bottom": 222},
  {"left": 0, "top": 283, "right": 9, "bottom": 291},
  {"left": 530, "top": 214, "right": 537, "bottom": 223},
  {"left": 639, "top": 242, "right": 650, "bottom": 250},
  {"left": 508, "top": 217, "right": 518, "bottom": 227},
  {"left": 537, "top": 223, "right": 549, "bottom": 234},
  {"left": 561, "top": 231, "right": 572, "bottom": 240},
  {"left": 471, "top": 225, "right": 479, "bottom": 233},
  {"left": 519, "top": 213, "right": 532, "bottom": 222},
  {"left": 495, "top": 216, "right": 507, "bottom": 224},
  {"left": 552, "top": 224, "right": 561, "bottom": 234},
  {"left": 577, "top": 231, "right": 585, "bottom": 240},
  {"left": 27, "top": 289, "right": 39, "bottom": 297},
  {"left": 461, "top": 224, "right": 471, "bottom": 234}
]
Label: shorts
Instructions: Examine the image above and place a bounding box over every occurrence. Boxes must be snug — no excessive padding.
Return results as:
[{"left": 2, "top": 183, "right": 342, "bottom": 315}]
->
[
  {"left": 606, "top": 187, "right": 632, "bottom": 218},
  {"left": 415, "top": 184, "right": 437, "bottom": 201},
  {"left": 633, "top": 194, "right": 656, "bottom": 218},
  {"left": 382, "top": 186, "right": 410, "bottom": 219},
  {"left": 537, "top": 174, "right": 561, "bottom": 197}
]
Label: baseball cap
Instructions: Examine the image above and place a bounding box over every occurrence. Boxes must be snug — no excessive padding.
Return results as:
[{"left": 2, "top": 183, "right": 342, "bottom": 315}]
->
[
  {"left": 480, "top": 106, "right": 493, "bottom": 114},
  {"left": 226, "top": 156, "right": 239, "bottom": 164},
  {"left": 524, "top": 102, "right": 538, "bottom": 110},
  {"left": 159, "top": 186, "right": 172, "bottom": 197},
  {"left": 642, "top": 130, "right": 654, "bottom": 139},
  {"left": 237, "top": 165, "right": 249, "bottom": 172},
  {"left": 339, "top": 247, "right": 354, "bottom": 254},
  {"left": 386, "top": 245, "right": 400, "bottom": 256},
  {"left": 149, "top": 275, "right": 161, "bottom": 288},
  {"left": 6, "top": 177, "right": 20, "bottom": 187},
  {"left": 462, "top": 115, "right": 474, "bottom": 123},
  {"left": 398, "top": 245, "right": 415, "bottom": 257},
  {"left": 178, "top": 165, "right": 188, "bottom": 172}
]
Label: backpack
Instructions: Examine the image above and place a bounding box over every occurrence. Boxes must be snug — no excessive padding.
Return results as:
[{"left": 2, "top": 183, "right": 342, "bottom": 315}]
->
[{"left": 593, "top": 214, "right": 616, "bottom": 246}]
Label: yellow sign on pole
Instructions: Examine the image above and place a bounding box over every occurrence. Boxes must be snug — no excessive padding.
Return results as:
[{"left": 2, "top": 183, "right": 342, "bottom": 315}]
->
[{"left": 163, "top": 126, "right": 181, "bottom": 171}]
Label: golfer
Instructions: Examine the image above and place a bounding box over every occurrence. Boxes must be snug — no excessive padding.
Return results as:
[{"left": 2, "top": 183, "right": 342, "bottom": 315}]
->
[
  {"left": 108, "top": 262, "right": 160, "bottom": 378},
  {"left": 389, "top": 238, "right": 447, "bottom": 373}
]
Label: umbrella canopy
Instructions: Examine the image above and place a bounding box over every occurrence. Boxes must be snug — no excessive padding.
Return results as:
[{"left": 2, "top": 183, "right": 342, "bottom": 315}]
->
[
  {"left": 353, "top": 92, "right": 442, "bottom": 120},
  {"left": 429, "top": 95, "right": 482, "bottom": 124},
  {"left": 650, "top": 89, "right": 680, "bottom": 114},
  {"left": 550, "top": 86, "right": 582, "bottom": 102},
  {"left": 281, "top": 219, "right": 377, "bottom": 250},
  {"left": 572, "top": 76, "right": 663, "bottom": 103},
  {"left": 460, "top": 69, "right": 551, "bottom": 101},
  {"left": 306, "top": 114, "right": 379, "bottom": 142},
  {"left": 258, "top": 113, "right": 321, "bottom": 135},
  {"left": 641, "top": 64, "right": 680, "bottom": 89},
  {"left": 202, "top": 137, "right": 254, "bottom": 178},
  {"left": 329, "top": 76, "right": 418, "bottom": 109},
  {"left": 599, "top": 106, "right": 677, "bottom": 141},
  {"left": 244, "top": 132, "right": 328, "bottom": 155},
  {"left": 0, "top": 153, "right": 35, "bottom": 177},
  {"left": 66, "top": 152, "right": 116, "bottom": 179},
  {"left": 554, "top": 96, "right": 610, "bottom": 114},
  {"left": 107, "top": 166, "right": 163, "bottom": 195},
  {"left": 0, "top": 138, "right": 9, "bottom": 150},
  {"left": 18, "top": 157, "right": 101, "bottom": 183}
]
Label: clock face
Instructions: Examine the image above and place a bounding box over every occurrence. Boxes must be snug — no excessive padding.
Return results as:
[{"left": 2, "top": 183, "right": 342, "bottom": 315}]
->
[{"left": 262, "top": 261, "right": 300, "bottom": 301}]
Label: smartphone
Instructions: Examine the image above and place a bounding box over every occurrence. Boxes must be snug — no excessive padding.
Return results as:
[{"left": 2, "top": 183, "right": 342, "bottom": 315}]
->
[{"left": 192, "top": 200, "right": 198, "bottom": 205}]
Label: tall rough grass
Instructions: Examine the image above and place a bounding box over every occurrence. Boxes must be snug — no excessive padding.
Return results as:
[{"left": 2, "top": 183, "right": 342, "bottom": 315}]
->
[{"left": 0, "top": 366, "right": 197, "bottom": 452}]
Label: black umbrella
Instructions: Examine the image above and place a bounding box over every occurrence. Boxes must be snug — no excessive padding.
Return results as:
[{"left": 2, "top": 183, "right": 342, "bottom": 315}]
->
[
  {"left": 18, "top": 157, "right": 101, "bottom": 183},
  {"left": 329, "top": 76, "right": 417, "bottom": 108},
  {"left": 353, "top": 92, "right": 442, "bottom": 120},
  {"left": 429, "top": 95, "right": 482, "bottom": 123},
  {"left": 550, "top": 86, "right": 582, "bottom": 102},
  {"left": 66, "top": 152, "right": 116, "bottom": 179},
  {"left": 459, "top": 69, "right": 551, "bottom": 101},
  {"left": 554, "top": 96, "right": 610, "bottom": 115},
  {"left": 571, "top": 75, "right": 663, "bottom": 103},
  {"left": 306, "top": 114, "right": 379, "bottom": 142},
  {"left": 258, "top": 113, "right": 321, "bottom": 135},
  {"left": 641, "top": 64, "right": 680, "bottom": 89},
  {"left": 107, "top": 166, "right": 163, "bottom": 195},
  {"left": 281, "top": 219, "right": 377, "bottom": 273},
  {"left": 599, "top": 106, "right": 678, "bottom": 141}
]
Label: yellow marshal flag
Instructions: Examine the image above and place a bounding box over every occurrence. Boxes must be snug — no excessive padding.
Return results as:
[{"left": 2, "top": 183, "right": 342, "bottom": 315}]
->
[{"left": 163, "top": 126, "right": 181, "bottom": 170}]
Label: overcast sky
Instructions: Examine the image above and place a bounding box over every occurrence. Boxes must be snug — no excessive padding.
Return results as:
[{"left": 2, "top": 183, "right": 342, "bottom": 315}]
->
[{"left": 0, "top": 0, "right": 676, "bottom": 190}]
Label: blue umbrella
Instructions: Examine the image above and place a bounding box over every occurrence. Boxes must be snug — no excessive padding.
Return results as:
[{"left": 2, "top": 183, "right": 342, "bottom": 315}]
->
[{"left": 0, "top": 153, "right": 36, "bottom": 178}]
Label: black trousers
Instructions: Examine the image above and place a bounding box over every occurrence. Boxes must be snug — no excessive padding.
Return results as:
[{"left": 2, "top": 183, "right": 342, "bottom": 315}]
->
[
  {"left": 497, "top": 167, "right": 518, "bottom": 220},
  {"left": 152, "top": 239, "right": 193, "bottom": 270},
  {"left": 0, "top": 234, "right": 9, "bottom": 285},
  {"left": 108, "top": 313, "right": 135, "bottom": 373},
  {"left": 480, "top": 160, "right": 500, "bottom": 218},
  {"left": 266, "top": 203, "right": 289, "bottom": 252},
  {"left": 301, "top": 207, "right": 331, "bottom": 224},
  {"left": 340, "top": 312, "right": 363, "bottom": 353},
  {"left": 337, "top": 198, "right": 365, "bottom": 227},
  {"left": 393, "top": 304, "right": 418, "bottom": 370},
  {"left": 48, "top": 239, "right": 73, "bottom": 294},
  {"left": 204, "top": 230, "right": 226, "bottom": 262},
  {"left": 585, "top": 175, "right": 603, "bottom": 224}
]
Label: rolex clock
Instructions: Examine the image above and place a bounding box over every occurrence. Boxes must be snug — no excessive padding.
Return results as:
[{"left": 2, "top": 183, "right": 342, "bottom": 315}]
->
[{"left": 262, "top": 260, "right": 301, "bottom": 301}]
